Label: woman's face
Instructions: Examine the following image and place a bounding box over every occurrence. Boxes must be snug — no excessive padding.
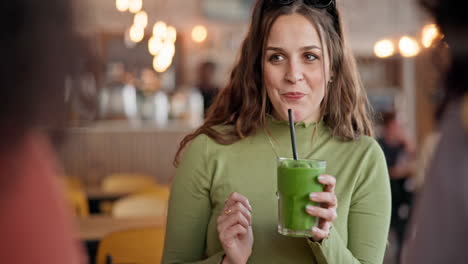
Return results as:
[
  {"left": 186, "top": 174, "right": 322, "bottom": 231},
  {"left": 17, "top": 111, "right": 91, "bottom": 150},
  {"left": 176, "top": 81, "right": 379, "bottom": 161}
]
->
[{"left": 263, "top": 13, "right": 331, "bottom": 123}]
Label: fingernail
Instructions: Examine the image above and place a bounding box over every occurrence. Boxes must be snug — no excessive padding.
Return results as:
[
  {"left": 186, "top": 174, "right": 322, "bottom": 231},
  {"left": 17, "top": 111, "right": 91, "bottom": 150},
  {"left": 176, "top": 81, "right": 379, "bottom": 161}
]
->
[
  {"left": 306, "top": 205, "right": 315, "bottom": 212},
  {"left": 318, "top": 175, "right": 324, "bottom": 181},
  {"left": 313, "top": 227, "right": 320, "bottom": 232},
  {"left": 309, "top": 193, "right": 318, "bottom": 199},
  {"left": 247, "top": 201, "right": 253, "bottom": 211}
]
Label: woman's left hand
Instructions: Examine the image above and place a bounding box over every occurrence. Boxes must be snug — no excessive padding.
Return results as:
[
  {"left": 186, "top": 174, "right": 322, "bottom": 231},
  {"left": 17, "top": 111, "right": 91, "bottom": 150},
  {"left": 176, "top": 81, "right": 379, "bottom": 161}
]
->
[{"left": 306, "top": 174, "right": 338, "bottom": 242}]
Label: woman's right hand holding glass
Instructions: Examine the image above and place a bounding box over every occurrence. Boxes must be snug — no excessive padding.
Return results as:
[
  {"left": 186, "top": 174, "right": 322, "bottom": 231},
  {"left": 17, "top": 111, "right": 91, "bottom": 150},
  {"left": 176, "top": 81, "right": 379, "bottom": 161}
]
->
[{"left": 217, "top": 192, "right": 254, "bottom": 264}]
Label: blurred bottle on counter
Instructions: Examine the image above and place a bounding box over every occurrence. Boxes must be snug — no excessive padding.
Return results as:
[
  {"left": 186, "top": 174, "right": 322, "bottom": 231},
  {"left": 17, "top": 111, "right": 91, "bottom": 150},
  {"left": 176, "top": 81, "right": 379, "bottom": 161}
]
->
[
  {"left": 98, "top": 62, "right": 138, "bottom": 120},
  {"left": 65, "top": 44, "right": 100, "bottom": 126},
  {"left": 137, "top": 68, "right": 169, "bottom": 126},
  {"left": 170, "top": 86, "right": 204, "bottom": 127},
  {"left": 187, "top": 87, "right": 204, "bottom": 126},
  {"left": 65, "top": 72, "right": 98, "bottom": 125}
]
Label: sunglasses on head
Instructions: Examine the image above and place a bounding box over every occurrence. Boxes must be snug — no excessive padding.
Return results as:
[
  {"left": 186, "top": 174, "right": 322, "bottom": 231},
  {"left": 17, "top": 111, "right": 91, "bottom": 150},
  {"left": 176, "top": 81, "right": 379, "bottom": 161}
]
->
[
  {"left": 269, "top": 0, "right": 334, "bottom": 9},
  {"left": 265, "top": 0, "right": 341, "bottom": 37}
]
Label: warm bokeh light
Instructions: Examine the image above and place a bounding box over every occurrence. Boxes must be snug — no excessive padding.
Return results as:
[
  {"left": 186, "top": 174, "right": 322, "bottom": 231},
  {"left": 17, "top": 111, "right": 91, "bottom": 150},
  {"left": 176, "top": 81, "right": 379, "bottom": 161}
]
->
[
  {"left": 134, "top": 11, "right": 148, "bottom": 28},
  {"left": 422, "top": 24, "right": 441, "bottom": 48},
  {"left": 153, "top": 21, "right": 168, "bottom": 40},
  {"left": 128, "top": 0, "right": 143, "bottom": 13},
  {"left": 399, "top": 36, "right": 420, "bottom": 57},
  {"left": 116, "top": 0, "right": 129, "bottom": 12},
  {"left": 161, "top": 41, "right": 176, "bottom": 58},
  {"left": 153, "top": 53, "right": 173, "bottom": 73},
  {"left": 124, "top": 28, "right": 137, "bottom": 48},
  {"left": 167, "top": 26, "right": 177, "bottom": 43},
  {"left": 148, "top": 36, "right": 164, "bottom": 55},
  {"left": 374, "top": 39, "right": 395, "bottom": 58},
  {"left": 192, "top": 25, "right": 207, "bottom": 43},
  {"left": 129, "top": 24, "right": 144, "bottom": 43}
]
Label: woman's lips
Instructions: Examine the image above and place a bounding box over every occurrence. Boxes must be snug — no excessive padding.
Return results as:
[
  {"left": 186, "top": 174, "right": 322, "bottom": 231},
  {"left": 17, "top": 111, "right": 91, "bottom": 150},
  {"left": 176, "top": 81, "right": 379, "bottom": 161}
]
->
[{"left": 282, "top": 92, "right": 306, "bottom": 101}]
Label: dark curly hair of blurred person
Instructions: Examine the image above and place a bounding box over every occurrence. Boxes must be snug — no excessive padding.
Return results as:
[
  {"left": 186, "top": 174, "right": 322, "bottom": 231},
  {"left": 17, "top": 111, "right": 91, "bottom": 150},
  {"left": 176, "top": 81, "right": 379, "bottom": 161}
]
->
[{"left": 0, "top": 0, "right": 79, "bottom": 152}]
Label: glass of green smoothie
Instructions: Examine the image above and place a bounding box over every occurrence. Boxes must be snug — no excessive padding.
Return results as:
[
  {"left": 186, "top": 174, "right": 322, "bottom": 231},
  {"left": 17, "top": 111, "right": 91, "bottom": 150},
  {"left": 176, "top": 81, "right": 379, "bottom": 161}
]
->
[{"left": 277, "top": 158, "right": 326, "bottom": 237}]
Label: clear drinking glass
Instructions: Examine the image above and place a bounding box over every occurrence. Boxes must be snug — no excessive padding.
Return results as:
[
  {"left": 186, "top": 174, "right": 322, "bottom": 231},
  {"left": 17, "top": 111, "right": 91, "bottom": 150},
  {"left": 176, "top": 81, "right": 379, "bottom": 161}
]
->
[{"left": 277, "top": 158, "right": 326, "bottom": 237}]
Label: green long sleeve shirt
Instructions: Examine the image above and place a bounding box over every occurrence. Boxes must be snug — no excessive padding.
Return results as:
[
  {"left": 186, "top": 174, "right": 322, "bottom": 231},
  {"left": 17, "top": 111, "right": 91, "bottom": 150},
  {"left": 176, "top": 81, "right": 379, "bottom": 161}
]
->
[{"left": 162, "top": 117, "right": 391, "bottom": 264}]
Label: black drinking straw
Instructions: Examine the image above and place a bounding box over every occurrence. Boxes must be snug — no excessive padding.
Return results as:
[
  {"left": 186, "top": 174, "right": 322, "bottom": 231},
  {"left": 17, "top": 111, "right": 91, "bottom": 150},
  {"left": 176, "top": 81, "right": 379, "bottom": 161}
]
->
[{"left": 288, "top": 109, "right": 298, "bottom": 160}]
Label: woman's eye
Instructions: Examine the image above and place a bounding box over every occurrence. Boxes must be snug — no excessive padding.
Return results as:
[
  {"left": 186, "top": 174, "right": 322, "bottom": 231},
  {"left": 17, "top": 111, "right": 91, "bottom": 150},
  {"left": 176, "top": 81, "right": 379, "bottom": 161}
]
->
[
  {"left": 304, "top": 53, "right": 317, "bottom": 62},
  {"left": 269, "top": 54, "right": 285, "bottom": 62}
]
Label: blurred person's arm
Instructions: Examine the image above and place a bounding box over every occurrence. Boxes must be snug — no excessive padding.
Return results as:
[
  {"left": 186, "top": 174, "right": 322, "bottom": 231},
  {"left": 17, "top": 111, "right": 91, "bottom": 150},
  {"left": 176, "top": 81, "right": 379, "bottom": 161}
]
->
[
  {"left": 403, "top": 102, "right": 468, "bottom": 263},
  {"left": 413, "top": 132, "right": 441, "bottom": 191},
  {"left": 390, "top": 136, "right": 418, "bottom": 179},
  {"left": 389, "top": 161, "right": 416, "bottom": 179},
  {"left": 0, "top": 131, "right": 85, "bottom": 264}
]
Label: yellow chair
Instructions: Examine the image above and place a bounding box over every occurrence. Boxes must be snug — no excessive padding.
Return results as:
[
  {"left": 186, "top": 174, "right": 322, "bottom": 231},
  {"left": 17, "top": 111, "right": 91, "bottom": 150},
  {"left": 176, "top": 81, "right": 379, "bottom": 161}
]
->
[
  {"left": 100, "top": 173, "right": 158, "bottom": 215},
  {"left": 59, "top": 176, "right": 89, "bottom": 217},
  {"left": 112, "top": 193, "right": 167, "bottom": 218},
  {"left": 63, "top": 176, "right": 83, "bottom": 190},
  {"left": 96, "top": 226, "right": 165, "bottom": 264},
  {"left": 134, "top": 184, "right": 170, "bottom": 202},
  {"left": 101, "top": 173, "right": 156, "bottom": 193},
  {"left": 66, "top": 188, "right": 89, "bottom": 217}
]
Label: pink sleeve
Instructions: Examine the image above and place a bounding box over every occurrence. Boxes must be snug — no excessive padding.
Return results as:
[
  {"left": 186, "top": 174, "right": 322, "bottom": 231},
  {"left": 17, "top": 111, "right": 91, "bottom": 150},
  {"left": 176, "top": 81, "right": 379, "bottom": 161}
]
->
[{"left": 0, "top": 131, "right": 85, "bottom": 264}]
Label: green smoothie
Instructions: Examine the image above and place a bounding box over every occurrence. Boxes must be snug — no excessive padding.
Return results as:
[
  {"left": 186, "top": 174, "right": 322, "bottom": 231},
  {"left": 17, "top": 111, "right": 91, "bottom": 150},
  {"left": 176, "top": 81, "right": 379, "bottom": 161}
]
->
[{"left": 277, "top": 158, "right": 326, "bottom": 237}]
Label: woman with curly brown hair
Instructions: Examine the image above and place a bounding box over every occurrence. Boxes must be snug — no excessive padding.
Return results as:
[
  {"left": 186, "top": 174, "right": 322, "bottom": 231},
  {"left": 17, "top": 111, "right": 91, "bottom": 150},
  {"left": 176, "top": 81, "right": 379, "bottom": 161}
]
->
[{"left": 163, "top": 0, "right": 391, "bottom": 263}]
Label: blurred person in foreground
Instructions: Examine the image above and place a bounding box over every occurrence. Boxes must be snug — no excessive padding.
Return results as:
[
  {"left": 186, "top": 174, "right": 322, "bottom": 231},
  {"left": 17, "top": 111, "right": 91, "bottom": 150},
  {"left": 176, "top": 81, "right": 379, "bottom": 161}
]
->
[
  {"left": 377, "top": 111, "right": 416, "bottom": 263},
  {"left": 163, "top": 0, "right": 391, "bottom": 263},
  {"left": 403, "top": 0, "right": 468, "bottom": 263},
  {"left": 0, "top": 1, "right": 84, "bottom": 263}
]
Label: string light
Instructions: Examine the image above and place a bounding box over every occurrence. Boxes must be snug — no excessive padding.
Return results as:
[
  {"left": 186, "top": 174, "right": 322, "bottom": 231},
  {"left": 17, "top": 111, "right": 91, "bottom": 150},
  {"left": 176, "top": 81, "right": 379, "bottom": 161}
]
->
[
  {"left": 128, "top": 0, "right": 143, "bottom": 13},
  {"left": 161, "top": 41, "right": 176, "bottom": 58},
  {"left": 422, "top": 24, "right": 441, "bottom": 48},
  {"left": 399, "top": 36, "right": 420, "bottom": 57},
  {"left": 153, "top": 53, "right": 173, "bottom": 73},
  {"left": 129, "top": 24, "right": 144, "bottom": 43},
  {"left": 148, "top": 36, "right": 164, "bottom": 55},
  {"left": 167, "top": 26, "right": 177, "bottom": 43},
  {"left": 116, "top": 2, "right": 178, "bottom": 73},
  {"left": 374, "top": 39, "right": 395, "bottom": 58},
  {"left": 153, "top": 21, "right": 168, "bottom": 40},
  {"left": 124, "top": 28, "right": 137, "bottom": 48},
  {"left": 192, "top": 25, "right": 207, "bottom": 43},
  {"left": 116, "top": 0, "right": 129, "bottom": 12},
  {"left": 134, "top": 11, "right": 148, "bottom": 28}
]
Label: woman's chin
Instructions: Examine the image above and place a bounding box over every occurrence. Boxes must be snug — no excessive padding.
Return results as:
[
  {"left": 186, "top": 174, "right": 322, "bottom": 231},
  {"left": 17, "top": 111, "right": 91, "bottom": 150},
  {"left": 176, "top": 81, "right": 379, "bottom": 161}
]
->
[
  {"left": 290, "top": 109, "right": 316, "bottom": 123},
  {"left": 294, "top": 113, "right": 307, "bottom": 122},
  {"left": 275, "top": 106, "right": 315, "bottom": 123},
  {"left": 288, "top": 108, "right": 306, "bottom": 122}
]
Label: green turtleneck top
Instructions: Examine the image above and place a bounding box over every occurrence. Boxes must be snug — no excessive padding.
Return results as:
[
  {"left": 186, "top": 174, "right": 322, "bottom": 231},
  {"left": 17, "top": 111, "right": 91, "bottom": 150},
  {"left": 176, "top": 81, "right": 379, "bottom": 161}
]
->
[{"left": 162, "top": 118, "right": 391, "bottom": 264}]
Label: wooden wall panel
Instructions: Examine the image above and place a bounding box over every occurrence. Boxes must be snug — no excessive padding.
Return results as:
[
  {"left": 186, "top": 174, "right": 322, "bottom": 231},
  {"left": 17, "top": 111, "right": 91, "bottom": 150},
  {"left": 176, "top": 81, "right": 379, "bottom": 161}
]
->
[{"left": 57, "top": 127, "right": 190, "bottom": 186}]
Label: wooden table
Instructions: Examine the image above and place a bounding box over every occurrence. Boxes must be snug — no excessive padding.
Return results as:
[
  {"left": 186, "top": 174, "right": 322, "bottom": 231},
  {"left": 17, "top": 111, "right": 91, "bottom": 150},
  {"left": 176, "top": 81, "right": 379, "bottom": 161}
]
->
[
  {"left": 78, "top": 215, "right": 166, "bottom": 264},
  {"left": 86, "top": 188, "right": 132, "bottom": 200},
  {"left": 85, "top": 188, "right": 133, "bottom": 214},
  {"left": 77, "top": 215, "right": 165, "bottom": 241}
]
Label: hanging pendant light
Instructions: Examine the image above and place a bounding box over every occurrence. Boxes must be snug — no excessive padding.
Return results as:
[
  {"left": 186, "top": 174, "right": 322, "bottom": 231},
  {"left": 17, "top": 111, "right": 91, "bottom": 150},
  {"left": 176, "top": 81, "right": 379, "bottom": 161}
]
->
[
  {"left": 374, "top": 39, "right": 395, "bottom": 58},
  {"left": 399, "top": 36, "right": 420, "bottom": 57}
]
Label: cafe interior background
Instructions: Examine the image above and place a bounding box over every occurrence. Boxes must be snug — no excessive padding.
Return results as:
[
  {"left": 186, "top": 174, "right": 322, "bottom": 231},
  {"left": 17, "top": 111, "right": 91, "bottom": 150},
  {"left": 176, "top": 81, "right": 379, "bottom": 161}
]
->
[{"left": 58, "top": 0, "right": 443, "bottom": 263}]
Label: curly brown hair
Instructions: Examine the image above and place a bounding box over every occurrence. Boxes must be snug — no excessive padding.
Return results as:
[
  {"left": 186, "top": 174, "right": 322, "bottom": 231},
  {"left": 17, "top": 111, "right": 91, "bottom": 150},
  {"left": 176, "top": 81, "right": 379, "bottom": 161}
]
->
[{"left": 174, "top": 0, "right": 374, "bottom": 166}]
